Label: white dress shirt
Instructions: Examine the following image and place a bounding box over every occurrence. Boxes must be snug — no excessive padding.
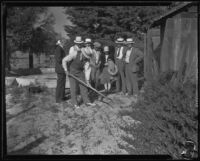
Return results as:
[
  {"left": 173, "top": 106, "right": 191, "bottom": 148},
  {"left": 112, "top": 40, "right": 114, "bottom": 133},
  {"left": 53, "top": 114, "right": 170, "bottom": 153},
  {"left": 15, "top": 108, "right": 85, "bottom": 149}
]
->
[
  {"left": 125, "top": 47, "right": 132, "bottom": 63},
  {"left": 116, "top": 46, "right": 124, "bottom": 59},
  {"left": 105, "top": 55, "right": 109, "bottom": 65}
]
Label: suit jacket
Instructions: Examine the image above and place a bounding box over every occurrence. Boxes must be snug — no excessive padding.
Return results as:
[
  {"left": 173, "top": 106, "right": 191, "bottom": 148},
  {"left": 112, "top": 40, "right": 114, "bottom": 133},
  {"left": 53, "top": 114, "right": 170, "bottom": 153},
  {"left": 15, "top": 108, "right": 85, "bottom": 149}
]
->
[
  {"left": 128, "top": 47, "right": 143, "bottom": 72},
  {"left": 55, "top": 45, "right": 66, "bottom": 73},
  {"left": 114, "top": 46, "right": 127, "bottom": 62}
]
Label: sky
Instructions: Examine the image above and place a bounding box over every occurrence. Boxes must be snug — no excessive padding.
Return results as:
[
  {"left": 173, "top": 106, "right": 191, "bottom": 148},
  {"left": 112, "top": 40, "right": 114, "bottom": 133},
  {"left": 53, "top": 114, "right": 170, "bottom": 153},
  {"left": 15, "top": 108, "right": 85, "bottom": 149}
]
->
[{"left": 48, "top": 7, "right": 73, "bottom": 39}]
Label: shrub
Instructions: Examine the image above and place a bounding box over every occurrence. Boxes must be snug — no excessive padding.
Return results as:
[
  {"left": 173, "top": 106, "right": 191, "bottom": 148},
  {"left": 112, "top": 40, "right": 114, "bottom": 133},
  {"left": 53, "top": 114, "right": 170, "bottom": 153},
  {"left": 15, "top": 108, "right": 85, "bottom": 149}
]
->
[
  {"left": 120, "top": 71, "right": 198, "bottom": 159},
  {"left": 6, "top": 68, "right": 42, "bottom": 76}
]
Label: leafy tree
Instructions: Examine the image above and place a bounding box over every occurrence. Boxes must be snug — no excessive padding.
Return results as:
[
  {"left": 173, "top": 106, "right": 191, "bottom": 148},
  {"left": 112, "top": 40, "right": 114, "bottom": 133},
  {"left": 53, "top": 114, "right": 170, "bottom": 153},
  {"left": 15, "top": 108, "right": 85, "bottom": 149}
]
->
[
  {"left": 6, "top": 6, "right": 56, "bottom": 69},
  {"left": 64, "top": 6, "right": 166, "bottom": 42}
]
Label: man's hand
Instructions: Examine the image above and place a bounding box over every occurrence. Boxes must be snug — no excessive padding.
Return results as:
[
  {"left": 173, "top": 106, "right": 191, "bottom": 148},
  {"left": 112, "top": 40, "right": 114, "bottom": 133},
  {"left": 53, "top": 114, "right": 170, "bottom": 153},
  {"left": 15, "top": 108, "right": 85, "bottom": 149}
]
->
[
  {"left": 65, "top": 69, "right": 68, "bottom": 75},
  {"left": 86, "top": 80, "right": 91, "bottom": 87}
]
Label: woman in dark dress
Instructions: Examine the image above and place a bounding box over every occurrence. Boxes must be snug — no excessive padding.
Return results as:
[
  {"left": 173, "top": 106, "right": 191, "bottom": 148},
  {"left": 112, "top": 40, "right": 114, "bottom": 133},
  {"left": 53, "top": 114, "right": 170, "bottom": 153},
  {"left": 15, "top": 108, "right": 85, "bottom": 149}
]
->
[{"left": 99, "top": 46, "right": 115, "bottom": 93}]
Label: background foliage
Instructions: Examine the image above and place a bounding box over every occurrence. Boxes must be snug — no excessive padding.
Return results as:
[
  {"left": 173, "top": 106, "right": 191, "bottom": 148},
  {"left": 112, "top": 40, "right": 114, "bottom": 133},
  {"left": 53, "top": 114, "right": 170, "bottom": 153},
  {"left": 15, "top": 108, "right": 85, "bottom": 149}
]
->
[
  {"left": 6, "top": 7, "right": 58, "bottom": 69},
  {"left": 64, "top": 6, "right": 166, "bottom": 41},
  {"left": 120, "top": 71, "right": 198, "bottom": 159}
]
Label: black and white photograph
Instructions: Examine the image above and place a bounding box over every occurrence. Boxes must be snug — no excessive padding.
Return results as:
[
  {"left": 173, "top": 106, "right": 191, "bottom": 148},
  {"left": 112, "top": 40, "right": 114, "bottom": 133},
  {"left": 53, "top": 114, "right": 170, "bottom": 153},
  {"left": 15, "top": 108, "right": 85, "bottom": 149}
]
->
[{"left": 2, "top": 1, "right": 198, "bottom": 160}]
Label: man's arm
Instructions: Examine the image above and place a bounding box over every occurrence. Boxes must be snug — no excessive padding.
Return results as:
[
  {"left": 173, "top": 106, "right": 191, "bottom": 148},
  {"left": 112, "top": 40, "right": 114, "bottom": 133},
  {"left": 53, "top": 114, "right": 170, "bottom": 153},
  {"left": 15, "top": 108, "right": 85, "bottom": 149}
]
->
[{"left": 62, "top": 47, "right": 76, "bottom": 72}]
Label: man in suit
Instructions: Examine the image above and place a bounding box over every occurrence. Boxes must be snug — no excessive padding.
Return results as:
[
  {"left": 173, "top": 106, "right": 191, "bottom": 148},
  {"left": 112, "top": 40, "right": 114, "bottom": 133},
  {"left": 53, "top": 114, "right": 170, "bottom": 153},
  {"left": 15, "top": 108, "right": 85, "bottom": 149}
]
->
[
  {"left": 62, "top": 36, "right": 95, "bottom": 109},
  {"left": 124, "top": 38, "right": 143, "bottom": 98},
  {"left": 55, "top": 38, "right": 67, "bottom": 103},
  {"left": 114, "top": 37, "right": 127, "bottom": 94}
]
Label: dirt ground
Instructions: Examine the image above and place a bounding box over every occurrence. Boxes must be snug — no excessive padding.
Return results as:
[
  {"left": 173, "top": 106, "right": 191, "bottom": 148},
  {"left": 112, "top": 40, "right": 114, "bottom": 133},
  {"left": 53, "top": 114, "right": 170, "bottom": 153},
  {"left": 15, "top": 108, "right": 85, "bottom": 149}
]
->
[{"left": 6, "top": 87, "right": 141, "bottom": 155}]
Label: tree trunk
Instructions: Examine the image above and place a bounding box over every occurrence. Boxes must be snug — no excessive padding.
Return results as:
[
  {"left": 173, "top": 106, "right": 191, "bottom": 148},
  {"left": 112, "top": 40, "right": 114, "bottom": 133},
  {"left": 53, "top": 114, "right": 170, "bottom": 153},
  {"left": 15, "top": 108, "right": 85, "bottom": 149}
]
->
[
  {"left": 38, "top": 54, "right": 40, "bottom": 67},
  {"left": 29, "top": 49, "right": 33, "bottom": 69}
]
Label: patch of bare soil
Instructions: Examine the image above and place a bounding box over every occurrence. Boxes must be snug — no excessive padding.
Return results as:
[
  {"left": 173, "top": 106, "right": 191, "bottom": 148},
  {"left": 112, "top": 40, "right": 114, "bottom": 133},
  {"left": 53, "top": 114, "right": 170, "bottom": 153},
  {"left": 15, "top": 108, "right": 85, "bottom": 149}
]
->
[{"left": 6, "top": 87, "right": 141, "bottom": 154}]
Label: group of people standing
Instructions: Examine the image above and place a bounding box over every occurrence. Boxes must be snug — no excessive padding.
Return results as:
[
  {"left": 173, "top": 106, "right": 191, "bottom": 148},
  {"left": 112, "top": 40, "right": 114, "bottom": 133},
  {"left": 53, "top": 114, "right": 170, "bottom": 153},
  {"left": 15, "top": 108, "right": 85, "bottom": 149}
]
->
[{"left": 54, "top": 36, "right": 143, "bottom": 109}]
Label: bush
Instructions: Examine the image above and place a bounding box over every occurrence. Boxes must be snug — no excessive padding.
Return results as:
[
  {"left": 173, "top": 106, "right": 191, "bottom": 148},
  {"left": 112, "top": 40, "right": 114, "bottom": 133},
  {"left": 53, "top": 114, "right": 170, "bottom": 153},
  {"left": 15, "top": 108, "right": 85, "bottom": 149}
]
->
[
  {"left": 6, "top": 68, "right": 42, "bottom": 76},
  {"left": 120, "top": 71, "right": 198, "bottom": 159}
]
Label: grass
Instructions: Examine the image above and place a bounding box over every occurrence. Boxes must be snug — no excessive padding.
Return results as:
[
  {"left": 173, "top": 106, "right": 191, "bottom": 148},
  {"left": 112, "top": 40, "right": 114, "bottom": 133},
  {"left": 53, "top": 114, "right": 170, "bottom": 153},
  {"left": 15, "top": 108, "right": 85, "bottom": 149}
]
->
[{"left": 118, "top": 72, "right": 198, "bottom": 159}]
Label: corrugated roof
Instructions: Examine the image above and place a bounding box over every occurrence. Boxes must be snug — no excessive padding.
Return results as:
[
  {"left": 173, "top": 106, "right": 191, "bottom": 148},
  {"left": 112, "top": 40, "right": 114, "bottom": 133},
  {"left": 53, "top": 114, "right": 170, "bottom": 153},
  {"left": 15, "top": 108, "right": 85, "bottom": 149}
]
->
[{"left": 150, "top": 2, "right": 195, "bottom": 27}]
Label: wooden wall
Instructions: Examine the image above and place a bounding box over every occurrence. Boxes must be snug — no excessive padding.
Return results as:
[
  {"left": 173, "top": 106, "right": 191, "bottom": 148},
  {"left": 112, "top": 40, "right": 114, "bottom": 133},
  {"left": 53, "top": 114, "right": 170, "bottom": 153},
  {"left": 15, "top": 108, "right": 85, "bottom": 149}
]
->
[
  {"left": 145, "top": 5, "right": 197, "bottom": 84},
  {"left": 160, "top": 17, "right": 197, "bottom": 83}
]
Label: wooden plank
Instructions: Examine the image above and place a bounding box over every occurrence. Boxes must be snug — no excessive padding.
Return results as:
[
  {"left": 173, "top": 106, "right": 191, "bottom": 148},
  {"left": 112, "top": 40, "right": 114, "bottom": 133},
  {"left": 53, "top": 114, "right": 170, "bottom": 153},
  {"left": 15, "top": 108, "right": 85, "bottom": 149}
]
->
[
  {"left": 146, "top": 30, "right": 153, "bottom": 82},
  {"left": 160, "top": 18, "right": 174, "bottom": 72},
  {"left": 143, "top": 33, "right": 147, "bottom": 80}
]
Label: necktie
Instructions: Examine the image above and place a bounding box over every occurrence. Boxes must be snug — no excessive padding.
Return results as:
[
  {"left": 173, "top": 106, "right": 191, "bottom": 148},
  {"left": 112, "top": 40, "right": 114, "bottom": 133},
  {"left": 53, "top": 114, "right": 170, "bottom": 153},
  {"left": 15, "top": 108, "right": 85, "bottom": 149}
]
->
[{"left": 117, "top": 47, "right": 120, "bottom": 57}]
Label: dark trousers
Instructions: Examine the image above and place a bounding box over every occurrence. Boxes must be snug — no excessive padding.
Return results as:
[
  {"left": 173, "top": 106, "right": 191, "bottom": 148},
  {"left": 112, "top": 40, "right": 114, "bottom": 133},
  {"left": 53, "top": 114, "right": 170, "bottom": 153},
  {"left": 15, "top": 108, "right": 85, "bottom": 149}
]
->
[
  {"left": 91, "top": 67, "right": 101, "bottom": 89},
  {"left": 125, "top": 63, "right": 139, "bottom": 95},
  {"left": 69, "top": 72, "right": 90, "bottom": 105},
  {"left": 56, "top": 73, "right": 66, "bottom": 103},
  {"left": 116, "top": 59, "right": 126, "bottom": 93}
]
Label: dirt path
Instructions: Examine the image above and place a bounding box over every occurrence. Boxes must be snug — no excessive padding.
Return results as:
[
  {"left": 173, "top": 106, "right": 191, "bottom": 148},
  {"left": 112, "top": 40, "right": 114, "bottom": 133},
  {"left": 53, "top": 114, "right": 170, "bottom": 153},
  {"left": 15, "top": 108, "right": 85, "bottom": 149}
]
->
[{"left": 6, "top": 89, "right": 141, "bottom": 154}]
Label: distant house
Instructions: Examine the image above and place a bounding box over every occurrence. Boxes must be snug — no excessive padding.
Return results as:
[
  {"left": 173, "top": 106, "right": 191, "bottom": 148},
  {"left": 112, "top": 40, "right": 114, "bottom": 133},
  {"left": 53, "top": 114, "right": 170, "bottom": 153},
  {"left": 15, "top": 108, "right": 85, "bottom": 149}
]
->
[
  {"left": 144, "top": 2, "right": 198, "bottom": 84},
  {"left": 10, "top": 51, "right": 55, "bottom": 69}
]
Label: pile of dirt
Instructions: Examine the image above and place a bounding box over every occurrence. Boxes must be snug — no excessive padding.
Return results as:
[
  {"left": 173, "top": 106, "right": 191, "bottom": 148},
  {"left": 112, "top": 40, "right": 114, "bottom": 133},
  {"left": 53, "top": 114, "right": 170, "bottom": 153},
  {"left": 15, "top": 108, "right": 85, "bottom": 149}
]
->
[{"left": 6, "top": 87, "right": 141, "bottom": 154}]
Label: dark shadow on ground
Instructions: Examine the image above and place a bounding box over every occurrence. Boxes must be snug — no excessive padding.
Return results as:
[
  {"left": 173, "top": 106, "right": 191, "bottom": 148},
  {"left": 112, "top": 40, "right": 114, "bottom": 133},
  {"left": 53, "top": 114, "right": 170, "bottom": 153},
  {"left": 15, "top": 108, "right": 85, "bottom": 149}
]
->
[
  {"left": 6, "top": 104, "right": 37, "bottom": 122},
  {"left": 8, "top": 135, "right": 48, "bottom": 155}
]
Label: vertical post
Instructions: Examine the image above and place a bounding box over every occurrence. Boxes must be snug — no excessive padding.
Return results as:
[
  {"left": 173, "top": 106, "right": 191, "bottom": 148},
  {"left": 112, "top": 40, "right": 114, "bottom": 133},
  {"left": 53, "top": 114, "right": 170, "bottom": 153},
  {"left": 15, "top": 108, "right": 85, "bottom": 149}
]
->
[
  {"left": 144, "top": 33, "right": 147, "bottom": 81},
  {"left": 29, "top": 48, "right": 33, "bottom": 69},
  {"left": 146, "top": 29, "right": 153, "bottom": 83}
]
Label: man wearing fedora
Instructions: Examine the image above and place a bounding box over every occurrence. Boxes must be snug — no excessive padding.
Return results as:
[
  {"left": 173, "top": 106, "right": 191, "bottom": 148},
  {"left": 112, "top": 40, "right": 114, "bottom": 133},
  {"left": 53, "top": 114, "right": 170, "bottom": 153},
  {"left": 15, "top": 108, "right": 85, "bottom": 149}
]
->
[
  {"left": 114, "top": 37, "right": 127, "bottom": 95},
  {"left": 62, "top": 36, "right": 95, "bottom": 108},
  {"left": 55, "top": 38, "right": 67, "bottom": 103},
  {"left": 124, "top": 38, "right": 143, "bottom": 98}
]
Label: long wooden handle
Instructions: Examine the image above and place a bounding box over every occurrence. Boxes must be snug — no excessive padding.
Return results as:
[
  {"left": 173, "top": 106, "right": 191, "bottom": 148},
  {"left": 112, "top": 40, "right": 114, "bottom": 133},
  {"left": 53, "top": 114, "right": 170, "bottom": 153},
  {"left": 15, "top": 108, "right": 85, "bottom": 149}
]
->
[{"left": 68, "top": 73, "right": 111, "bottom": 101}]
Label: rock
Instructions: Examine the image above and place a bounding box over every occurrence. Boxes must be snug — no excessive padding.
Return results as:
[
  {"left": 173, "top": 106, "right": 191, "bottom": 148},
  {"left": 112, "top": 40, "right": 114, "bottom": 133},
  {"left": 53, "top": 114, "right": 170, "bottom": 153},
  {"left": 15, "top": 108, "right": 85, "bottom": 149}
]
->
[
  {"left": 16, "top": 77, "right": 36, "bottom": 87},
  {"left": 14, "top": 74, "right": 70, "bottom": 88}
]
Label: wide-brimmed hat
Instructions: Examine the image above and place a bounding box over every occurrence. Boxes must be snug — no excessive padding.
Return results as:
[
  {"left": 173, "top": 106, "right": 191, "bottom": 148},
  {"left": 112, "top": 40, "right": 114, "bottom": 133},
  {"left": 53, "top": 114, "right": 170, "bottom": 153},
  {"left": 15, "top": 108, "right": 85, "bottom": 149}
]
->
[
  {"left": 108, "top": 60, "right": 118, "bottom": 76},
  {"left": 85, "top": 38, "right": 92, "bottom": 44},
  {"left": 115, "top": 37, "right": 125, "bottom": 43},
  {"left": 74, "top": 36, "right": 84, "bottom": 43},
  {"left": 126, "top": 38, "right": 135, "bottom": 44},
  {"left": 93, "top": 42, "right": 101, "bottom": 48},
  {"left": 104, "top": 46, "right": 109, "bottom": 52}
]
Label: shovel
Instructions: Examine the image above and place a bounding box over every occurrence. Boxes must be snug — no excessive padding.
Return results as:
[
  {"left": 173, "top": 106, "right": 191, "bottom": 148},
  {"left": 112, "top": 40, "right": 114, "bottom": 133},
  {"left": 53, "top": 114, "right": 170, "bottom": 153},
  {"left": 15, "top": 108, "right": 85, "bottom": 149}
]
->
[{"left": 67, "top": 73, "right": 114, "bottom": 104}]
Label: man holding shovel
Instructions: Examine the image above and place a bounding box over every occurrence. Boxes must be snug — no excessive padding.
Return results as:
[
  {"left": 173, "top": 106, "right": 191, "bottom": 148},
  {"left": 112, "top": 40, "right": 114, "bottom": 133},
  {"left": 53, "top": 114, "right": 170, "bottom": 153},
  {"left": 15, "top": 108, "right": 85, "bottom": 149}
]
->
[{"left": 62, "top": 36, "right": 95, "bottom": 109}]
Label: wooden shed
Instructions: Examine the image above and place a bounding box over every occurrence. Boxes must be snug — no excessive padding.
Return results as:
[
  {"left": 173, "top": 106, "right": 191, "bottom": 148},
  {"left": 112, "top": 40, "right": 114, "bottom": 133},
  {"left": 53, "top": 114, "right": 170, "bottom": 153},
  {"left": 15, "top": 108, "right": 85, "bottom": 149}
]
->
[{"left": 144, "top": 2, "right": 198, "bottom": 84}]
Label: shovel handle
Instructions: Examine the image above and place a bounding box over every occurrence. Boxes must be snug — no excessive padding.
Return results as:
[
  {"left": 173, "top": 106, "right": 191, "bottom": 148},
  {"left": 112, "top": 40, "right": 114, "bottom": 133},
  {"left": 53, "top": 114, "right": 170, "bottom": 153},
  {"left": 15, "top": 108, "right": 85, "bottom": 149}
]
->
[{"left": 67, "top": 73, "right": 110, "bottom": 100}]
